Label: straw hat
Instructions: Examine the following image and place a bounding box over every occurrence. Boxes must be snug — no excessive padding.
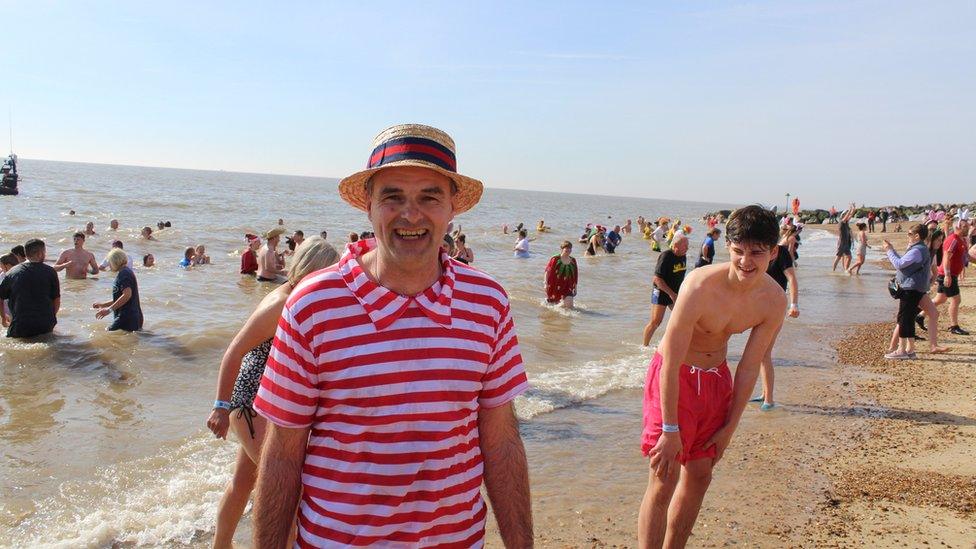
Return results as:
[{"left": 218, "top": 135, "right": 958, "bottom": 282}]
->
[
  {"left": 338, "top": 124, "right": 484, "bottom": 215},
  {"left": 263, "top": 227, "right": 286, "bottom": 239}
]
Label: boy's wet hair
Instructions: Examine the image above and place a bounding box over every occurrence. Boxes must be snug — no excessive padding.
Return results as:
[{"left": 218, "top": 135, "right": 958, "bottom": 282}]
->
[{"left": 725, "top": 205, "right": 779, "bottom": 250}]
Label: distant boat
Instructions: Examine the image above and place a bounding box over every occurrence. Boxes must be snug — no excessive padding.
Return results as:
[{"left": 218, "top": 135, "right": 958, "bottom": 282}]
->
[{"left": 0, "top": 153, "right": 18, "bottom": 195}]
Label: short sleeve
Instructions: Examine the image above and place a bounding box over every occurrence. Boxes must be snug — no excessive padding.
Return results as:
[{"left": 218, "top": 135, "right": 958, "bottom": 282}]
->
[
  {"left": 0, "top": 274, "right": 9, "bottom": 300},
  {"left": 253, "top": 300, "right": 321, "bottom": 428},
  {"left": 479, "top": 304, "right": 529, "bottom": 408},
  {"left": 121, "top": 269, "right": 136, "bottom": 290},
  {"left": 654, "top": 252, "right": 669, "bottom": 278},
  {"left": 946, "top": 236, "right": 959, "bottom": 254}
]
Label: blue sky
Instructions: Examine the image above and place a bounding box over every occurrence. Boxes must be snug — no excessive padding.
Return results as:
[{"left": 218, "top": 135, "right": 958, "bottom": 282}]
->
[{"left": 2, "top": 1, "right": 973, "bottom": 208}]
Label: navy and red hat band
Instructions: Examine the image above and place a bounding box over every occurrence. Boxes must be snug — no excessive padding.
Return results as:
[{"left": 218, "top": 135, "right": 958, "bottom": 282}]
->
[{"left": 368, "top": 136, "right": 457, "bottom": 172}]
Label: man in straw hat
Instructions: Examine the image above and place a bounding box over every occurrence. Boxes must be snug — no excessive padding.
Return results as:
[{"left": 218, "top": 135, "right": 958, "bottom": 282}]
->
[
  {"left": 251, "top": 124, "right": 533, "bottom": 548},
  {"left": 257, "top": 227, "right": 286, "bottom": 282}
]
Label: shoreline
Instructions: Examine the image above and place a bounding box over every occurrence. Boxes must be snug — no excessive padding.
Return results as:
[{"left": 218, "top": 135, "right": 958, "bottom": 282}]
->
[
  {"left": 804, "top": 292, "right": 976, "bottom": 544},
  {"left": 489, "top": 239, "right": 975, "bottom": 547}
]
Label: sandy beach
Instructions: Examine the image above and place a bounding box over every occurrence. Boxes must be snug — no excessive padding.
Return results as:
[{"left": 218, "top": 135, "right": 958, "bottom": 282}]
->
[{"left": 797, "top": 222, "right": 976, "bottom": 546}]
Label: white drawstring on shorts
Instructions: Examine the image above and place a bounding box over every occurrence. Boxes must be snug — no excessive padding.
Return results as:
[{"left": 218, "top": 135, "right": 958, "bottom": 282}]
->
[{"left": 687, "top": 365, "right": 721, "bottom": 395}]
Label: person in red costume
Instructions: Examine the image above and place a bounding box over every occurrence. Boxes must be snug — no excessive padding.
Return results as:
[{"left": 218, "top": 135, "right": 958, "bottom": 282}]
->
[
  {"left": 545, "top": 240, "right": 578, "bottom": 308},
  {"left": 240, "top": 234, "right": 260, "bottom": 275}
]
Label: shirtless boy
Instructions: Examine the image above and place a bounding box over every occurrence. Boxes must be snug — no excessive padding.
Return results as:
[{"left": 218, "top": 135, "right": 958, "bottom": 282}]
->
[
  {"left": 638, "top": 205, "right": 785, "bottom": 548},
  {"left": 57, "top": 233, "right": 100, "bottom": 280}
]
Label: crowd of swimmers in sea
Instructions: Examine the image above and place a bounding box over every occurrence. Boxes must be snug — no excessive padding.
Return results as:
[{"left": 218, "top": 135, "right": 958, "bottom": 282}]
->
[{"left": 6, "top": 123, "right": 976, "bottom": 549}]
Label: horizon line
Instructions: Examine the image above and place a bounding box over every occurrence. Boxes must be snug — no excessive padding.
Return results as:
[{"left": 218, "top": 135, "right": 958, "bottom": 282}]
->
[{"left": 19, "top": 156, "right": 739, "bottom": 210}]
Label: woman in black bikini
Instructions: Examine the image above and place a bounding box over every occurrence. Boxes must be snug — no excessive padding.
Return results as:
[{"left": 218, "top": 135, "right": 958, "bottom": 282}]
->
[{"left": 205, "top": 237, "right": 338, "bottom": 548}]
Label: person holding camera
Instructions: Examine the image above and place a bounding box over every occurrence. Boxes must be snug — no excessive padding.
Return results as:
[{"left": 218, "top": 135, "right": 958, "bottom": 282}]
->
[{"left": 881, "top": 224, "right": 948, "bottom": 359}]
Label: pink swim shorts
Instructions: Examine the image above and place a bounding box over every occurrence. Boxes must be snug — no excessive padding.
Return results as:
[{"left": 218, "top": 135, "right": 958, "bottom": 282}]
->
[{"left": 641, "top": 351, "right": 733, "bottom": 463}]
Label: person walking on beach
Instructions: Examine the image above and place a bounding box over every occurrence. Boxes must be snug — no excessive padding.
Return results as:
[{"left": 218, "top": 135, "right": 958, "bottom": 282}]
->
[
  {"left": 250, "top": 124, "right": 533, "bottom": 548},
  {"left": 910, "top": 229, "right": 951, "bottom": 353},
  {"left": 932, "top": 215, "right": 970, "bottom": 335},
  {"left": 846, "top": 223, "right": 870, "bottom": 275},
  {"left": 832, "top": 203, "right": 855, "bottom": 272},
  {"left": 749, "top": 239, "right": 799, "bottom": 410},
  {"left": 545, "top": 241, "right": 578, "bottom": 308},
  {"left": 93, "top": 248, "right": 144, "bottom": 332},
  {"left": 57, "top": 232, "right": 100, "bottom": 280},
  {"left": 881, "top": 224, "right": 948, "bottom": 358},
  {"left": 694, "top": 228, "right": 721, "bottom": 268},
  {"left": 642, "top": 232, "right": 688, "bottom": 346},
  {"left": 867, "top": 210, "right": 876, "bottom": 233},
  {"left": 638, "top": 206, "right": 786, "bottom": 548},
  {"left": 0, "top": 239, "right": 61, "bottom": 338},
  {"left": 206, "top": 237, "right": 338, "bottom": 549}
]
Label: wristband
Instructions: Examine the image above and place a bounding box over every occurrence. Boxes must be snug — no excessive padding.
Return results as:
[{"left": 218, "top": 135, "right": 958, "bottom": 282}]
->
[
  {"left": 789, "top": 303, "right": 798, "bottom": 309},
  {"left": 213, "top": 400, "right": 232, "bottom": 411},
  {"left": 661, "top": 423, "right": 680, "bottom": 433}
]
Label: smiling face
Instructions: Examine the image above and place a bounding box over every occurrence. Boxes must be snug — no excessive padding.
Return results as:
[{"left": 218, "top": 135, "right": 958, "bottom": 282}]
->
[
  {"left": 366, "top": 166, "right": 455, "bottom": 270},
  {"left": 727, "top": 241, "right": 777, "bottom": 282}
]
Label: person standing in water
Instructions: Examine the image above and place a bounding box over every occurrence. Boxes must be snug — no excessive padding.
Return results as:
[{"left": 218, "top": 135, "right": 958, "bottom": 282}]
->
[
  {"left": 57, "top": 233, "right": 100, "bottom": 280},
  {"left": 256, "top": 228, "right": 287, "bottom": 282},
  {"left": 545, "top": 241, "right": 578, "bottom": 308},
  {"left": 93, "top": 248, "right": 143, "bottom": 332},
  {"left": 642, "top": 232, "right": 688, "bottom": 346},
  {"left": 514, "top": 228, "right": 531, "bottom": 258},
  {"left": 240, "top": 234, "right": 260, "bottom": 275},
  {"left": 695, "top": 228, "right": 721, "bottom": 268},
  {"left": 0, "top": 239, "right": 61, "bottom": 338},
  {"left": 206, "top": 237, "right": 339, "bottom": 549},
  {"left": 832, "top": 203, "right": 856, "bottom": 272},
  {"left": 846, "top": 222, "right": 870, "bottom": 275},
  {"left": 749, "top": 238, "right": 800, "bottom": 410},
  {"left": 453, "top": 233, "right": 474, "bottom": 264}
]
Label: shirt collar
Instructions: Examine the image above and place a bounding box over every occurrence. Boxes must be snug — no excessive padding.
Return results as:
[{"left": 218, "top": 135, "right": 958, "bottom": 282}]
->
[{"left": 338, "top": 238, "right": 455, "bottom": 330}]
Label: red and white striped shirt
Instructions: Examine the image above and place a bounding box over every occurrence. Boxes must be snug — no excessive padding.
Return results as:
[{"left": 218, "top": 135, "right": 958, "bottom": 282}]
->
[{"left": 254, "top": 239, "right": 528, "bottom": 548}]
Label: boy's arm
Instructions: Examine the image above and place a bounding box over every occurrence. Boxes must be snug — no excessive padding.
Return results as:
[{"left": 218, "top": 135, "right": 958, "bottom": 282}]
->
[{"left": 648, "top": 274, "right": 705, "bottom": 478}]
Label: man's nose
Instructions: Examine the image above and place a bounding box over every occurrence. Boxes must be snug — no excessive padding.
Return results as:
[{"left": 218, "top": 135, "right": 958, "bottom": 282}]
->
[{"left": 399, "top": 200, "right": 424, "bottom": 223}]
